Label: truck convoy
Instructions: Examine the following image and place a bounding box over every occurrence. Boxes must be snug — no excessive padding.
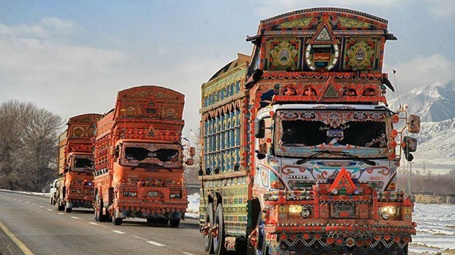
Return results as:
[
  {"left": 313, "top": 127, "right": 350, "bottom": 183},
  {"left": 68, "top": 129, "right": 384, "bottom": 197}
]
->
[
  {"left": 93, "top": 85, "right": 192, "bottom": 227},
  {"left": 199, "top": 7, "right": 420, "bottom": 255},
  {"left": 52, "top": 114, "right": 101, "bottom": 213}
]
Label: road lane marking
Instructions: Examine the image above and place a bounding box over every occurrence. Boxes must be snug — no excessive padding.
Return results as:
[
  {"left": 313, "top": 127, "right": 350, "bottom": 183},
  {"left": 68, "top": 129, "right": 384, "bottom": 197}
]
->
[
  {"left": 132, "top": 235, "right": 147, "bottom": 241},
  {"left": 58, "top": 213, "right": 64, "bottom": 215},
  {"left": 47, "top": 209, "right": 52, "bottom": 211},
  {"left": 146, "top": 240, "right": 165, "bottom": 247},
  {"left": 183, "top": 252, "right": 195, "bottom": 255},
  {"left": 112, "top": 230, "right": 125, "bottom": 234},
  {"left": 89, "top": 222, "right": 99, "bottom": 226},
  {"left": 0, "top": 220, "right": 34, "bottom": 255},
  {"left": 70, "top": 216, "right": 81, "bottom": 220},
  {"left": 39, "top": 206, "right": 43, "bottom": 208}
]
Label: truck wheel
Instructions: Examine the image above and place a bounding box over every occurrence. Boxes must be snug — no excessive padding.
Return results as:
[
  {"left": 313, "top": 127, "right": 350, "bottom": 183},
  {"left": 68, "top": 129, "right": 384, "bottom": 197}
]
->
[
  {"left": 65, "top": 206, "right": 72, "bottom": 213},
  {"left": 213, "top": 204, "right": 228, "bottom": 255},
  {"left": 169, "top": 219, "right": 180, "bottom": 228},
  {"left": 112, "top": 214, "right": 123, "bottom": 226},
  {"left": 56, "top": 199, "right": 64, "bottom": 211},
  {"left": 203, "top": 203, "right": 214, "bottom": 254},
  {"left": 112, "top": 209, "right": 122, "bottom": 225}
]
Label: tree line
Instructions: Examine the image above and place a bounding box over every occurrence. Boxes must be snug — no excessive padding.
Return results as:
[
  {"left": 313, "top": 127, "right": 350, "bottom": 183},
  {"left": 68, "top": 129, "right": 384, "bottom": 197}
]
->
[
  {"left": 398, "top": 169, "right": 455, "bottom": 195},
  {"left": 0, "top": 100, "right": 62, "bottom": 191}
]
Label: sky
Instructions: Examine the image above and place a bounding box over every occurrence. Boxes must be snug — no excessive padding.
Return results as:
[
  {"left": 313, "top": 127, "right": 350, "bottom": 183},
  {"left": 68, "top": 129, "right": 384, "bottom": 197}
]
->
[{"left": 1, "top": 0, "right": 455, "bottom": 136}]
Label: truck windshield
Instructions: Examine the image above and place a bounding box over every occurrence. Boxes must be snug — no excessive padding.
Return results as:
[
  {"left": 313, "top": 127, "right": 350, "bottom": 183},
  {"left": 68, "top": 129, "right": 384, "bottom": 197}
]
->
[
  {"left": 119, "top": 142, "right": 180, "bottom": 168},
  {"left": 72, "top": 156, "right": 94, "bottom": 172},
  {"left": 275, "top": 109, "right": 389, "bottom": 158}
]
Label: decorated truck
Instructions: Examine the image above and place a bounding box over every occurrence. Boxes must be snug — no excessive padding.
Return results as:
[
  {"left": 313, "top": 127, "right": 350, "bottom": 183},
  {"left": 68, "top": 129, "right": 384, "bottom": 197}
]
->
[
  {"left": 199, "top": 8, "right": 420, "bottom": 255},
  {"left": 93, "top": 85, "right": 193, "bottom": 227},
  {"left": 53, "top": 114, "right": 101, "bottom": 213}
]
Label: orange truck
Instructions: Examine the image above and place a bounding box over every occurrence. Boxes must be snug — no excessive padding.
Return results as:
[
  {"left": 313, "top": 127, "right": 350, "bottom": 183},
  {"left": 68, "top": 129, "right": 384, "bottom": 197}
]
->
[
  {"left": 52, "top": 114, "right": 101, "bottom": 213},
  {"left": 199, "top": 8, "right": 420, "bottom": 255},
  {"left": 93, "top": 85, "right": 192, "bottom": 227}
]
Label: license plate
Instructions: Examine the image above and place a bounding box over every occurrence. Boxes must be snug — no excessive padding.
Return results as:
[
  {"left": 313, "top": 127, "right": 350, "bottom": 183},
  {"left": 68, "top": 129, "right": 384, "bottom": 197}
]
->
[
  {"left": 327, "top": 129, "right": 344, "bottom": 138},
  {"left": 332, "top": 204, "right": 356, "bottom": 218}
]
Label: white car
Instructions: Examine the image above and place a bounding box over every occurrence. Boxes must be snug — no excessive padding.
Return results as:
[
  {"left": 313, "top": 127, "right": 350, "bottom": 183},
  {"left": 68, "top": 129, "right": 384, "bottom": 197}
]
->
[{"left": 49, "top": 179, "right": 59, "bottom": 205}]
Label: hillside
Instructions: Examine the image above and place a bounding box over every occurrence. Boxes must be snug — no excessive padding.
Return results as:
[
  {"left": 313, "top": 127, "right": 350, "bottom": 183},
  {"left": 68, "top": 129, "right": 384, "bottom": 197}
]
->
[{"left": 388, "top": 81, "right": 455, "bottom": 174}]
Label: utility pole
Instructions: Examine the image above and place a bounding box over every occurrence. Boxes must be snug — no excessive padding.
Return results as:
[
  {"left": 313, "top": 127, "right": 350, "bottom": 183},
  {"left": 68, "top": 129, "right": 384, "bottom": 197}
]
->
[{"left": 409, "top": 162, "right": 413, "bottom": 195}]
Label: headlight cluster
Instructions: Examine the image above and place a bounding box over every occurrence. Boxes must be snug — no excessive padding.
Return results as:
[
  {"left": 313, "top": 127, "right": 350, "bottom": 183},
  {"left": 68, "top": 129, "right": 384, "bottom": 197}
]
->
[
  {"left": 123, "top": 191, "right": 137, "bottom": 197},
  {"left": 288, "top": 205, "right": 311, "bottom": 218},
  {"left": 379, "top": 206, "right": 399, "bottom": 220},
  {"left": 170, "top": 193, "right": 182, "bottom": 199},
  {"left": 148, "top": 191, "right": 164, "bottom": 198}
]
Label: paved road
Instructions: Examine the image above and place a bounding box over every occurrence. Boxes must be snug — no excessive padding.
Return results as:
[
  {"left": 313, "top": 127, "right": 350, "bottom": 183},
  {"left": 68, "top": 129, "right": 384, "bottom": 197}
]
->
[{"left": 0, "top": 190, "right": 205, "bottom": 255}]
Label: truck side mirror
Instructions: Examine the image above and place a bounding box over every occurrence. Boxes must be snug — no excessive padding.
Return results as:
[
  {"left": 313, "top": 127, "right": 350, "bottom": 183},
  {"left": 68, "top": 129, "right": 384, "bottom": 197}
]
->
[
  {"left": 408, "top": 115, "right": 421, "bottom": 133},
  {"left": 403, "top": 136, "right": 417, "bottom": 152},
  {"left": 254, "top": 119, "right": 265, "bottom": 138},
  {"left": 185, "top": 158, "right": 194, "bottom": 165},
  {"left": 115, "top": 145, "right": 120, "bottom": 158},
  {"left": 189, "top": 147, "right": 196, "bottom": 157},
  {"left": 403, "top": 136, "right": 417, "bottom": 162}
]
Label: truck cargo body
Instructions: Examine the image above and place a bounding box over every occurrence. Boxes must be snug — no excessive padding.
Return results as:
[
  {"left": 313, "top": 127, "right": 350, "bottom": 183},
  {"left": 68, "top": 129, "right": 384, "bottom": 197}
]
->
[
  {"left": 199, "top": 8, "right": 420, "bottom": 255},
  {"left": 93, "top": 85, "right": 188, "bottom": 227}
]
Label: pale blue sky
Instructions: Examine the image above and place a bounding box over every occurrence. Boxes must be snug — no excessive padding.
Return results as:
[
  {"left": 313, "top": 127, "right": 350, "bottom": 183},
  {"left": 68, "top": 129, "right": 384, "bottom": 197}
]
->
[{"left": 1, "top": 0, "right": 454, "bottom": 135}]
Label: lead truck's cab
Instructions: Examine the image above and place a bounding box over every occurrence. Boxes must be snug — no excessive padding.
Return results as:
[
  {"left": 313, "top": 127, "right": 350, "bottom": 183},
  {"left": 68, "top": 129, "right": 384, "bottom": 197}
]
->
[{"left": 199, "top": 7, "right": 420, "bottom": 255}]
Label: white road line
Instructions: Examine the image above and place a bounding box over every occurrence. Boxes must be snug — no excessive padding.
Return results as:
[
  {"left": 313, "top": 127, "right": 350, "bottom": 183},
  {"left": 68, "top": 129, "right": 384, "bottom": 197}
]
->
[
  {"left": 70, "top": 216, "right": 81, "bottom": 220},
  {"left": 182, "top": 252, "right": 195, "bottom": 255},
  {"left": 58, "top": 213, "right": 64, "bottom": 215},
  {"left": 89, "top": 222, "right": 99, "bottom": 226},
  {"left": 39, "top": 206, "right": 43, "bottom": 208},
  {"left": 47, "top": 209, "right": 52, "bottom": 211},
  {"left": 132, "top": 235, "right": 148, "bottom": 241},
  {"left": 146, "top": 240, "right": 165, "bottom": 247},
  {"left": 112, "top": 230, "right": 125, "bottom": 234}
]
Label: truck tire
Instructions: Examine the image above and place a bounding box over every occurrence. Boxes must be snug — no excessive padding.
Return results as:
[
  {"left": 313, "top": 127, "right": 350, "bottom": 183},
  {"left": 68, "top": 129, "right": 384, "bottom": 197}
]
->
[
  {"left": 169, "top": 219, "right": 180, "bottom": 228},
  {"left": 204, "top": 203, "right": 214, "bottom": 254},
  {"left": 65, "top": 206, "right": 72, "bottom": 213},
  {"left": 213, "top": 204, "right": 228, "bottom": 255},
  {"left": 112, "top": 210, "right": 123, "bottom": 226},
  {"left": 56, "top": 199, "right": 64, "bottom": 211}
]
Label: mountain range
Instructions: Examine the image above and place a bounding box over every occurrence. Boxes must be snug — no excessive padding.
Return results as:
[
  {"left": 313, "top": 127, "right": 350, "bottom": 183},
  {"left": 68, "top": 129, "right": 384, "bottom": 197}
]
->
[{"left": 388, "top": 81, "right": 455, "bottom": 175}]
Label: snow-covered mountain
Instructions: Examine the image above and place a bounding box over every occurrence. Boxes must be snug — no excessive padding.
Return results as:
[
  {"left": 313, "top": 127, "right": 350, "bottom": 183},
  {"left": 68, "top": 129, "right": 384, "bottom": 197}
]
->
[
  {"left": 388, "top": 81, "right": 455, "bottom": 174},
  {"left": 388, "top": 81, "right": 455, "bottom": 122}
]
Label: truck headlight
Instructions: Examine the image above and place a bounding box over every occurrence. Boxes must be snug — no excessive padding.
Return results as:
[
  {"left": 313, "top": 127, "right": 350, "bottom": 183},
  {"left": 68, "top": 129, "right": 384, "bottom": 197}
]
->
[
  {"left": 289, "top": 205, "right": 302, "bottom": 214},
  {"left": 380, "top": 206, "right": 398, "bottom": 220},
  {"left": 123, "top": 191, "right": 137, "bottom": 197},
  {"left": 170, "top": 193, "right": 181, "bottom": 199}
]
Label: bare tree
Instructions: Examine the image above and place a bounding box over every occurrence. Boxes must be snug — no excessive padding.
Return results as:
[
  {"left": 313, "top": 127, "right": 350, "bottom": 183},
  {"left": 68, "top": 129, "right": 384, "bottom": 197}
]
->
[{"left": 0, "top": 100, "right": 63, "bottom": 191}]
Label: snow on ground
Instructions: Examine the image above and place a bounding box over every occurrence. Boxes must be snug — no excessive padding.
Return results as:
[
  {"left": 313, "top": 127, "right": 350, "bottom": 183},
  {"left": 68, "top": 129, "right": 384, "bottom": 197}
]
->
[
  {"left": 187, "top": 193, "right": 455, "bottom": 254},
  {"left": 410, "top": 203, "right": 455, "bottom": 254},
  {"left": 185, "top": 192, "right": 200, "bottom": 219}
]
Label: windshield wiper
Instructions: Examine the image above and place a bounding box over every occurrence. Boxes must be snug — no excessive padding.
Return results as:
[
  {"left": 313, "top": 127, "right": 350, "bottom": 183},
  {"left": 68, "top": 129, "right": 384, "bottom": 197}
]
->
[
  {"left": 295, "top": 150, "right": 334, "bottom": 165},
  {"left": 295, "top": 150, "right": 377, "bottom": 166},
  {"left": 331, "top": 151, "right": 377, "bottom": 166}
]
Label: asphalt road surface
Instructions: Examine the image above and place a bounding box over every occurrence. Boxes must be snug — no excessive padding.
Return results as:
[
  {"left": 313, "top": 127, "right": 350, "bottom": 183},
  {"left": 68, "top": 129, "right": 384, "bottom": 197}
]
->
[{"left": 0, "top": 190, "right": 206, "bottom": 255}]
